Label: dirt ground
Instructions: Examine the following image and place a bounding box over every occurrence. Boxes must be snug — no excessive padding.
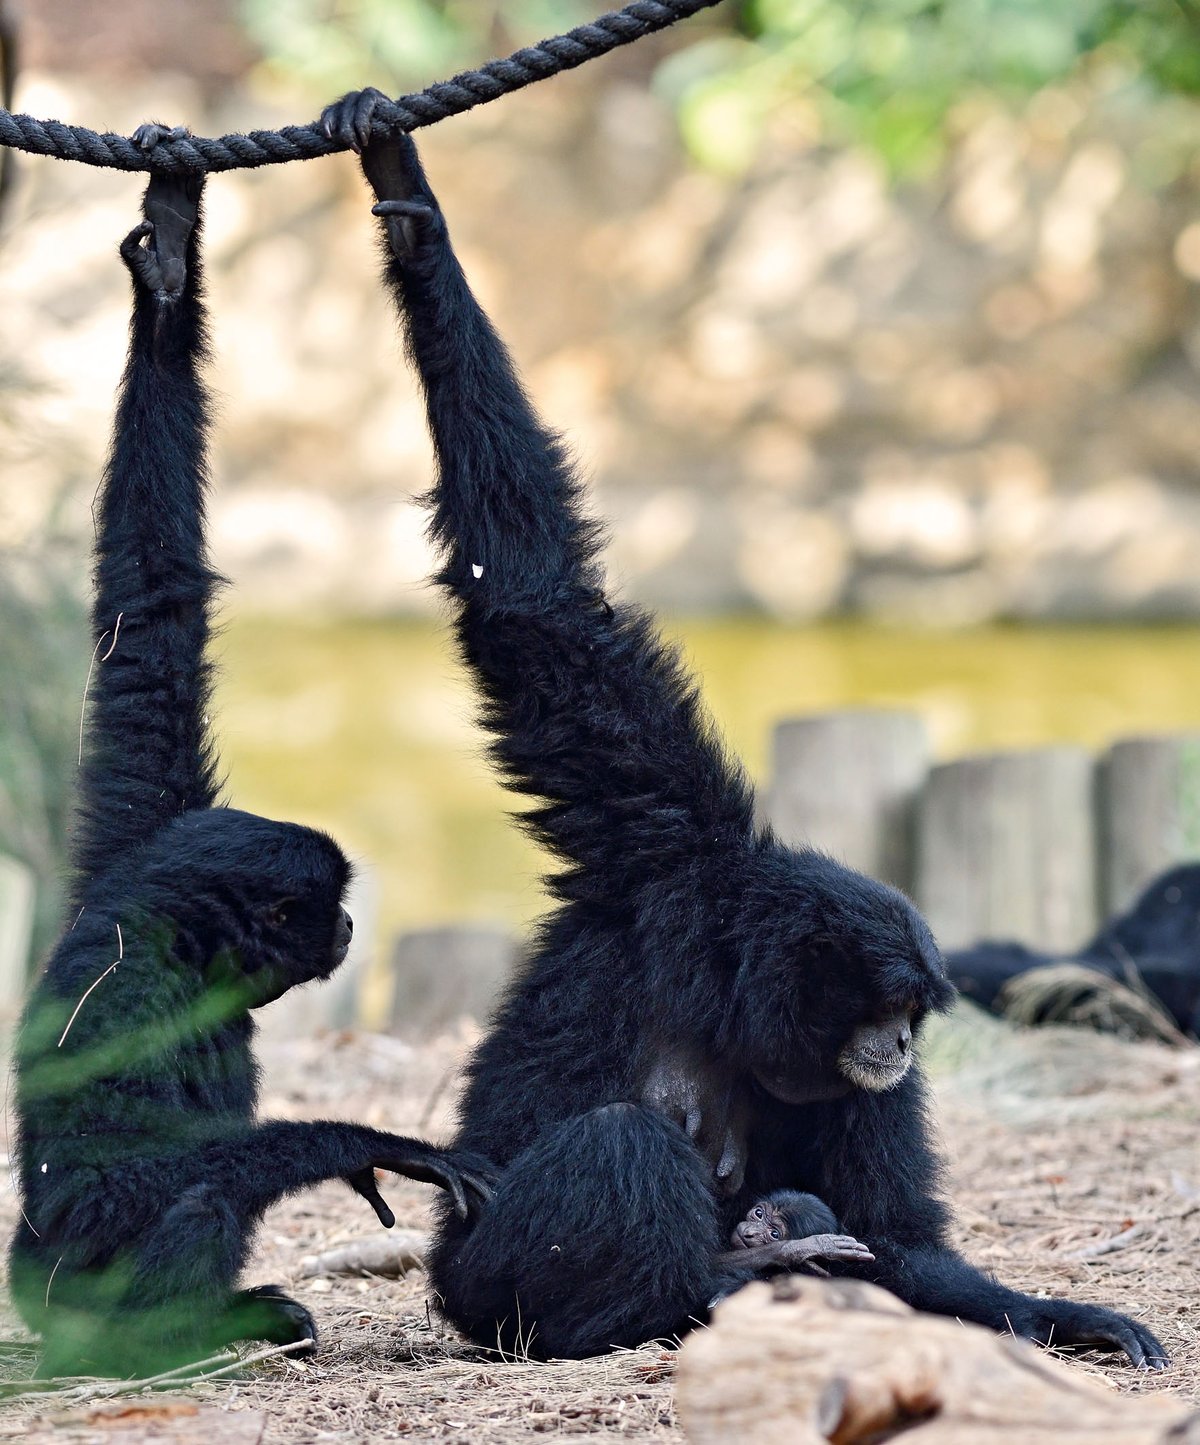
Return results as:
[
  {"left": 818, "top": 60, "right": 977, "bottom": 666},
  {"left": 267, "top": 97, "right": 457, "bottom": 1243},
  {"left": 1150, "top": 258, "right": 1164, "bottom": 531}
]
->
[{"left": 0, "top": 1010, "right": 1197, "bottom": 1442}]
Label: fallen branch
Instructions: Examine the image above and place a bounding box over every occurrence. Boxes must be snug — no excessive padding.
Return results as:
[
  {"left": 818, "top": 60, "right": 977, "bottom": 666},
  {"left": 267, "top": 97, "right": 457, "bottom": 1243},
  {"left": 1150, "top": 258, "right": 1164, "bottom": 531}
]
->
[
  {"left": 0, "top": 1340, "right": 309, "bottom": 1408},
  {"left": 299, "top": 1229, "right": 428, "bottom": 1278},
  {"left": 1064, "top": 1222, "right": 1148, "bottom": 1261},
  {"left": 677, "top": 1276, "right": 1198, "bottom": 1445}
]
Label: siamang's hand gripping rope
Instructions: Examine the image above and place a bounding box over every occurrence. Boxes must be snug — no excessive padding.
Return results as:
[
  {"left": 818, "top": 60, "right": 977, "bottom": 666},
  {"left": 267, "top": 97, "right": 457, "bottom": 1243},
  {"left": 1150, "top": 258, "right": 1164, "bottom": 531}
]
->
[{"left": 0, "top": 0, "right": 724, "bottom": 174}]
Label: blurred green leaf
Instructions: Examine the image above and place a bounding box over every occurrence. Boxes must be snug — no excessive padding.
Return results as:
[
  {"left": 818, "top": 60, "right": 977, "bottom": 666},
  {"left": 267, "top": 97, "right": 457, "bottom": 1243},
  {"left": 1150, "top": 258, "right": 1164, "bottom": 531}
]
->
[
  {"left": 242, "top": 0, "right": 595, "bottom": 93},
  {"left": 243, "top": 1, "right": 1200, "bottom": 171}
]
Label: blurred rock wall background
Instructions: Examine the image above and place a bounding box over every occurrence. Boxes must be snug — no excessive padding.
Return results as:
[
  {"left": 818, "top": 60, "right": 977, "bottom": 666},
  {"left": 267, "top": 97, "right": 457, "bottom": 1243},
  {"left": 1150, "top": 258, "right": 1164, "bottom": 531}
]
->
[{"left": 3, "top": 3, "right": 1200, "bottom": 625}]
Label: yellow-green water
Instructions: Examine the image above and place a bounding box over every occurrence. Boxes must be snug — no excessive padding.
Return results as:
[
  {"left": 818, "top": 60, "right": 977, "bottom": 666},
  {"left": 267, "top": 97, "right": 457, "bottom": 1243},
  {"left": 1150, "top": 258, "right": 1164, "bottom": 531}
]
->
[{"left": 214, "top": 618, "right": 1200, "bottom": 945}]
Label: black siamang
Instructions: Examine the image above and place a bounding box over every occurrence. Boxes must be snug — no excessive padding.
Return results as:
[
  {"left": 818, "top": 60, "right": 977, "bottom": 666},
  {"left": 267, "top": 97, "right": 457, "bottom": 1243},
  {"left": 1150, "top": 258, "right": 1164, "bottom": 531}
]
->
[
  {"left": 10, "top": 131, "right": 493, "bottom": 1379},
  {"left": 323, "top": 92, "right": 1167, "bottom": 1369},
  {"left": 949, "top": 863, "right": 1200, "bottom": 1038}
]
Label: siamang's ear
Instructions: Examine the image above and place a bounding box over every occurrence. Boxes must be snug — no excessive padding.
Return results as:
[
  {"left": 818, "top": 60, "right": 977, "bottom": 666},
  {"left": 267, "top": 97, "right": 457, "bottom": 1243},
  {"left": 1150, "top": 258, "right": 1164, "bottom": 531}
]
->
[{"left": 266, "top": 898, "right": 297, "bottom": 928}]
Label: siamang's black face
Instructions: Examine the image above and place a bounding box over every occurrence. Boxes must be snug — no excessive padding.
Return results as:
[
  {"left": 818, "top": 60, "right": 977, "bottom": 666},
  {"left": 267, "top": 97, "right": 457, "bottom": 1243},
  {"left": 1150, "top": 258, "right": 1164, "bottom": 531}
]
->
[
  {"left": 731, "top": 847, "right": 955, "bottom": 1102},
  {"left": 152, "top": 808, "right": 353, "bottom": 1005}
]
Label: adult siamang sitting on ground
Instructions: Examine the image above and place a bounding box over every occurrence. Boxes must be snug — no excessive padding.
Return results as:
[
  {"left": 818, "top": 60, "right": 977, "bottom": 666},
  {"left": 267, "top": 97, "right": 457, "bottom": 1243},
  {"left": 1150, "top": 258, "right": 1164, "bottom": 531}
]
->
[
  {"left": 324, "top": 92, "right": 1167, "bottom": 1370},
  {"left": 10, "top": 134, "right": 493, "bottom": 1379}
]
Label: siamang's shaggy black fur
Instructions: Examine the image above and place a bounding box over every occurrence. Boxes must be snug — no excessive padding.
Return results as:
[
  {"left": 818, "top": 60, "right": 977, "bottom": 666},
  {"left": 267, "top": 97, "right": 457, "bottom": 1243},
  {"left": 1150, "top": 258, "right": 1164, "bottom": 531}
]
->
[
  {"left": 324, "top": 91, "right": 1167, "bottom": 1370},
  {"left": 950, "top": 864, "right": 1200, "bottom": 1038},
  {"left": 10, "top": 134, "right": 493, "bottom": 1379}
]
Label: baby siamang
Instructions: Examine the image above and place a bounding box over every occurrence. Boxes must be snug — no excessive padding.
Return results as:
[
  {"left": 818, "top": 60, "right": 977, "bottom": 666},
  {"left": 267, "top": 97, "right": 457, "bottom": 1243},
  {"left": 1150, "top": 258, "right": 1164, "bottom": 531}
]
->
[
  {"left": 10, "top": 131, "right": 493, "bottom": 1379},
  {"left": 720, "top": 1191, "right": 868, "bottom": 1275},
  {"left": 324, "top": 92, "right": 1167, "bottom": 1369}
]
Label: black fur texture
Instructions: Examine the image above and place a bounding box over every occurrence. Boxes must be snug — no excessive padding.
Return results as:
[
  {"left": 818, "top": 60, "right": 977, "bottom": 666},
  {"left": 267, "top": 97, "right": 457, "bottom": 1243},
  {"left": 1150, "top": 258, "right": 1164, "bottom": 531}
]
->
[
  {"left": 767, "top": 1190, "right": 839, "bottom": 1240},
  {"left": 949, "top": 863, "right": 1200, "bottom": 1038},
  {"left": 326, "top": 93, "right": 1167, "bottom": 1371},
  {"left": 10, "top": 149, "right": 492, "bottom": 1378}
]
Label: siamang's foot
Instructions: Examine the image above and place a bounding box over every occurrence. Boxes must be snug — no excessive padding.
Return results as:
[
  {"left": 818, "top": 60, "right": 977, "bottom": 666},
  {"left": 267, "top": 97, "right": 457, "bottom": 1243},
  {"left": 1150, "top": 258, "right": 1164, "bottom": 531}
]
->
[
  {"left": 377, "top": 1147, "right": 499, "bottom": 1222},
  {"left": 236, "top": 1284, "right": 319, "bottom": 1356},
  {"left": 119, "top": 125, "right": 203, "bottom": 298},
  {"left": 370, "top": 198, "right": 445, "bottom": 261},
  {"left": 1025, "top": 1298, "right": 1168, "bottom": 1371},
  {"left": 347, "top": 1164, "right": 396, "bottom": 1228}
]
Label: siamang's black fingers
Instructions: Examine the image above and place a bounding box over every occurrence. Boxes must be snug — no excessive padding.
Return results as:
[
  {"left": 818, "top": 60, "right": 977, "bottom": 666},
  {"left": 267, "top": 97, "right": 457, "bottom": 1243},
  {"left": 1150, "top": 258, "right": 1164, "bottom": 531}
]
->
[
  {"left": 444, "top": 1171, "right": 470, "bottom": 1221},
  {"left": 347, "top": 1167, "right": 396, "bottom": 1229},
  {"left": 802, "top": 1261, "right": 831, "bottom": 1278},
  {"left": 1037, "top": 1303, "right": 1169, "bottom": 1370},
  {"left": 380, "top": 1150, "right": 498, "bottom": 1222},
  {"left": 321, "top": 88, "right": 387, "bottom": 151},
  {"left": 462, "top": 1166, "right": 496, "bottom": 1215},
  {"left": 1081, "top": 1319, "right": 1169, "bottom": 1371},
  {"left": 353, "top": 87, "right": 384, "bottom": 151},
  {"left": 132, "top": 122, "right": 190, "bottom": 153}
]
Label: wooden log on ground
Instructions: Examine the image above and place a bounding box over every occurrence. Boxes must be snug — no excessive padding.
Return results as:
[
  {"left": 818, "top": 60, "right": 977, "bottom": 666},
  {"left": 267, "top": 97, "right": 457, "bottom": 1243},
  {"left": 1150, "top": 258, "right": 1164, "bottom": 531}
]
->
[
  {"left": 1097, "top": 735, "right": 1200, "bottom": 916},
  {"left": 764, "top": 711, "right": 929, "bottom": 893},
  {"left": 676, "top": 1276, "right": 1198, "bottom": 1445},
  {"left": 0, "top": 852, "right": 36, "bottom": 1014},
  {"left": 916, "top": 747, "right": 1096, "bottom": 952},
  {"left": 388, "top": 925, "right": 515, "bottom": 1039}
]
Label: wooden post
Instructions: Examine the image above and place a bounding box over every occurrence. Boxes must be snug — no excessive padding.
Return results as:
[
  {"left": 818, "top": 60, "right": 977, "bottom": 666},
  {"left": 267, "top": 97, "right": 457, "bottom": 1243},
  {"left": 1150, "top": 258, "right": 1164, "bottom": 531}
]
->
[
  {"left": 1096, "top": 735, "right": 1200, "bottom": 917},
  {"left": 388, "top": 926, "right": 516, "bottom": 1040},
  {"left": 916, "top": 747, "right": 1096, "bottom": 953},
  {"left": 764, "top": 711, "right": 930, "bottom": 893},
  {"left": 0, "top": 853, "right": 35, "bottom": 1015}
]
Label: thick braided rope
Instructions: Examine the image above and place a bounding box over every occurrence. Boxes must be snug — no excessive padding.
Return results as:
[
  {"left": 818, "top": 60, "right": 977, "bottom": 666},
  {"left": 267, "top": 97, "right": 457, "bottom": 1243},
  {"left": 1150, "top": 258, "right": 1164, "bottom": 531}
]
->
[{"left": 0, "top": 0, "right": 724, "bottom": 174}]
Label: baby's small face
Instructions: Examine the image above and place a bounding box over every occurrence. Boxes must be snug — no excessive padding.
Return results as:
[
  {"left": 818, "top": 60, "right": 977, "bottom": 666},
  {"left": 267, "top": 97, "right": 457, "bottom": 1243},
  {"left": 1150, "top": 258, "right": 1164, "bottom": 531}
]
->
[{"left": 730, "top": 1199, "right": 787, "bottom": 1250}]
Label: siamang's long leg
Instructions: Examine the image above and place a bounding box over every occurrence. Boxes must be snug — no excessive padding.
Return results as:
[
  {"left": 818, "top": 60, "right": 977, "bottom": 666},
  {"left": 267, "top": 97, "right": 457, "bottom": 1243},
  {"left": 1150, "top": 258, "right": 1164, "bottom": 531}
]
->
[
  {"left": 323, "top": 95, "right": 755, "bottom": 899},
  {"left": 70, "top": 128, "right": 219, "bottom": 902},
  {"left": 33, "top": 1192, "right": 317, "bottom": 1376},
  {"left": 428, "top": 1104, "right": 723, "bottom": 1360}
]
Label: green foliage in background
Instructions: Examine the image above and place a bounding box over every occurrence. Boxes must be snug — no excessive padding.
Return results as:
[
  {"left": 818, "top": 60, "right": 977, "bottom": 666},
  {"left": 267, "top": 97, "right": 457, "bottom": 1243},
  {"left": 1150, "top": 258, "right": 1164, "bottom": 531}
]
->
[
  {"left": 244, "top": 0, "right": 1200, "bottom": 173},
  {"left": 242, "top": 0, "right": 595, "bottom": 93},
  {"left": 0, "top": 558, "right": 86, "bottom": 972},
  {"left": 662, "top": 0, "right": 1200, "bottom": 172}
]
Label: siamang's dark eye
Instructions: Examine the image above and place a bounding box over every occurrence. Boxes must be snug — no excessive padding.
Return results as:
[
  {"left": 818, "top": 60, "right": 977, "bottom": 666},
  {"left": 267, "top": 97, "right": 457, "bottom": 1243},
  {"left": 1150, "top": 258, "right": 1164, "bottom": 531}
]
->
[
  {"left": 269, "top": 905, "right": 288, "bottom": 927},
  {"left": 753, "top": 1206, "right": 763, "bottom": 1219},
  {"left": 770, "top": 1228, "right": 780, "bottom": 1240}
]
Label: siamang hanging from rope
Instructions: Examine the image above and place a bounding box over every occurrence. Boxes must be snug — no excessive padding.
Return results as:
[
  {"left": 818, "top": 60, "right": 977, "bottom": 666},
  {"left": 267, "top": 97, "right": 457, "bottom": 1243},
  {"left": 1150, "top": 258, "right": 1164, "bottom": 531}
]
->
[
  {"left": 9, "top": 127, "right": 494, "bottom": 1380},
  {"left": 323, "top": 90, "right": 1167, "bottom": 1369}
]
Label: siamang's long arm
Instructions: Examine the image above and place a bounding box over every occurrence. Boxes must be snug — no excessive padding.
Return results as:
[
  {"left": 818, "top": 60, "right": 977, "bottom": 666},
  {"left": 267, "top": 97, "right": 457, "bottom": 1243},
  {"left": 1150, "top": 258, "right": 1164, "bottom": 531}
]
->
[
  {"left": 71, "top": 137, "right": 220, "bottom": 900},
  {"left": 36, "top": 1120, "right": 491, "bottom": 1248},
  {"left": 810, "top": 1072, "right": 1168, "bottom": 1368},
  {"left": 325, "top": 96, "right": 754, "bottom": 894}
]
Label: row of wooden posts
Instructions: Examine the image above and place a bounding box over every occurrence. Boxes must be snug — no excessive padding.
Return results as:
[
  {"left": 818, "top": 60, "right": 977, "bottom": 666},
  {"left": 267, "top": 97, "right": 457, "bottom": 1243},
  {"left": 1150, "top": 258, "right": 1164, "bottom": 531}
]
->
[{"left": 3, "top": 712, "right": 1198, "bottom": 1032}]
